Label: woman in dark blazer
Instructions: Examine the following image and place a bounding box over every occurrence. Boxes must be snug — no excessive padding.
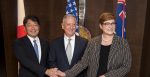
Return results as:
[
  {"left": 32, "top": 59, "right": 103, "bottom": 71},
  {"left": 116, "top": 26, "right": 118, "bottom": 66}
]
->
[{"left": 59, "top": 12, "right": 132, "bottom": 77}]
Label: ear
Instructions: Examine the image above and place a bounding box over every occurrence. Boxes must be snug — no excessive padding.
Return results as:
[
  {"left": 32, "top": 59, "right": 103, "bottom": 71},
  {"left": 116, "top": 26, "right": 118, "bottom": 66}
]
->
[
  {"left": 99, "top": 24, "right": 102, "bottom": 29},
  {"left": 24, "top": 26, "right": 27, "bottom": 31}
]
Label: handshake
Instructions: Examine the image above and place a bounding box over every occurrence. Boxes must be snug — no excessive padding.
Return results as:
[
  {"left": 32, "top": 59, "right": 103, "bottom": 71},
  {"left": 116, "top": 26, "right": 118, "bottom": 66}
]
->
[{"left": 45, "top": 68, "right": 66, "bottom": 77}]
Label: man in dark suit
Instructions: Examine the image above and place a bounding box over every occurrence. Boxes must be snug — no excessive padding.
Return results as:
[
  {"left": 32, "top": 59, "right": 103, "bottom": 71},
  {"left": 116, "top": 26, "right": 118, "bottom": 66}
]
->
[
  {"left": 48, "top": 14, "right": 88, "bottom": 77},
  {"left": 13, "top": 16, "right": 54, "bottom": 77}
]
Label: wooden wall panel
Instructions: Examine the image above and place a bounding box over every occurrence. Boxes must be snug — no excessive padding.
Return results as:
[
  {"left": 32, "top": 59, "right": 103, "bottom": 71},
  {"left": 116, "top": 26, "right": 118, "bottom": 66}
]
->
[
  {"left": 140, "top": 0, "right": 150, "bottom": 76},
  {"left": 126, "top": 0, "right": 147, "bottom": 76},
  {"left": 0, "top": 10, "right": 6, "bottom": 77},
  {"left": 1, "top": 0, "right": 18, "bottom": 77}
]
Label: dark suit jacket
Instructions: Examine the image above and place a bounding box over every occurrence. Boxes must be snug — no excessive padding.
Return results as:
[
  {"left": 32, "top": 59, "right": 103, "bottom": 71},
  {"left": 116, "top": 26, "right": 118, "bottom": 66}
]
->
[
  {"left": 48, "top": 35, "right": 88, "bottom": 77},
  {"left": 65, "top": 35, "right": 132, "bottom": 77},
  {"left": 13, "top": 36, "right": 50, "bottom": 77}
]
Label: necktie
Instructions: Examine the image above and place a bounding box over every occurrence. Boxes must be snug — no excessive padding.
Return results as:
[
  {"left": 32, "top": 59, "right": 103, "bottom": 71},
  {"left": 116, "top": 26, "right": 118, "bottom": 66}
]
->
[
  {"left": 33, "top": 40, "right": 39, "bottom": 60},
  {"left": 66, "top": 39, "right": 72, "bottom": 64}
]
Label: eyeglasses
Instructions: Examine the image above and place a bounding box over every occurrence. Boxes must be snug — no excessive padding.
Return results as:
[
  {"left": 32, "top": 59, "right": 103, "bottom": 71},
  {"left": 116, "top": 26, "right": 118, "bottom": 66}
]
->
[{"left": 103, "top": 22, "right": 116, "bottom": 26}]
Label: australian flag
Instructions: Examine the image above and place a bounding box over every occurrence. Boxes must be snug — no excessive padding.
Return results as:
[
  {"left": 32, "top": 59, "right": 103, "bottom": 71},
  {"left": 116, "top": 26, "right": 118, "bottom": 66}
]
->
[
  {"left": 116, "top": 0, "right": 126, "bottom": 39},
  {"left": 66, "top": 0, "right": 79, "bottom": 34}
]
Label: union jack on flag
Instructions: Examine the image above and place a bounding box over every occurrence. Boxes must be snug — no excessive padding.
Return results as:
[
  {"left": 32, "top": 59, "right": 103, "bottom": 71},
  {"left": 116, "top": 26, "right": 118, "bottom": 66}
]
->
[
  {"left": 116, "top": 0, "right": 126, "bottom": 39},
  {"left": 66, "top": 0, "right": 79, "bottom": 33}
]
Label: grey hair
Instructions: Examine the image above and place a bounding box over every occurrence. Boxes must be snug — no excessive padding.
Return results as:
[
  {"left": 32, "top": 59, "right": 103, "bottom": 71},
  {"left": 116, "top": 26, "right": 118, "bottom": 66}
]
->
[{"left": 62, "top": 14, "right": 76, "bottom": 24}]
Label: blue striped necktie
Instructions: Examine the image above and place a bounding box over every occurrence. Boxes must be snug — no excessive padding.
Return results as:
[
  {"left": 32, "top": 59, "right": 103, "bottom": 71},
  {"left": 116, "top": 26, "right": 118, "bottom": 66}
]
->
[{"left": 33, "top": 40, "right": 39, "bottom": 60}]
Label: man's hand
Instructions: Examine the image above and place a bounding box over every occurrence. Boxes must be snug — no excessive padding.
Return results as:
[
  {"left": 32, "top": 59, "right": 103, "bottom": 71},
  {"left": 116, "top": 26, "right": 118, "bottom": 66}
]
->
[{"left": 45, "top": 68, "right": 58, "bottom": 77}]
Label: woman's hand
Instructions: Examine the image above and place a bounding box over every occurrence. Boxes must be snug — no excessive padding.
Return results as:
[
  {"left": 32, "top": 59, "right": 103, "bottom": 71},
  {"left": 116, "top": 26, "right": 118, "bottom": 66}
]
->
[{"left": 99, "top": 75, "right": 105, "bottom": 77}]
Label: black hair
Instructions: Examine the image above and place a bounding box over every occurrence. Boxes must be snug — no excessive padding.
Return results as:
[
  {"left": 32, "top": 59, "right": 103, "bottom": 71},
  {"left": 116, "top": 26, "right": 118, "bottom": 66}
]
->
[{"left": 23, "top": 15, "right": 40, "bottom": 26}]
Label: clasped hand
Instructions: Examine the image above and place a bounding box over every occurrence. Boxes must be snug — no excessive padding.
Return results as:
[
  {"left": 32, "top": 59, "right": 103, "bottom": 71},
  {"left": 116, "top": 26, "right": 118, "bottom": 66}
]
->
[{"left": 45, "top": 68, "right": 66, "bottom": 77}]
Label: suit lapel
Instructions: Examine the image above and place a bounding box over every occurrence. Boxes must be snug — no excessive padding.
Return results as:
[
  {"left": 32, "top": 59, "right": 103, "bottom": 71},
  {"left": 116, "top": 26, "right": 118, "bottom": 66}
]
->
[
  {"left": 94, "top": 36, "right": 101, "bottom": 74},
  {"left": 39, "top": 39, "right": 45, "bottom": 64},
  {"left": 60, "top": 37, "right": 70, "bottom": 65},
  {"left": 23, "top": 36, "right": 39, "bottom": 63},
  {"left": 107, "top": 35, "right": 118, "bottom": 68},
  {"left": 71, "top": 36, "right": 80, "bottom": 65}
]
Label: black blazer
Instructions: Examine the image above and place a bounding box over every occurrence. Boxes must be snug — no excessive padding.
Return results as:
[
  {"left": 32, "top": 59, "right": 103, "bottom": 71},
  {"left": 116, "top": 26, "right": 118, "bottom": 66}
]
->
[
  {"left": 13, "top": 36, "right": 50, "bottom": 77},
  {"left": 48, "top": 35, "right": 88, "bottom": 77}
]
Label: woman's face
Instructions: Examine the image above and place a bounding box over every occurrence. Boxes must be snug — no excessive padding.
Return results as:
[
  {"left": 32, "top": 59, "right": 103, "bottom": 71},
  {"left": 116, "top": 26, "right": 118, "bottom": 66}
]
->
[{"left": 100, "top": 19, "right": 116, "bottom": 35}]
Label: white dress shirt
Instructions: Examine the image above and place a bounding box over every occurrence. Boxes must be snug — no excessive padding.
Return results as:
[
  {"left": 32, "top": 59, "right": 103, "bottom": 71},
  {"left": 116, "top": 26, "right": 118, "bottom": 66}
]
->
[
  {"left": 27, "top": 35, "right": 41, "bottom": 63},
  {"left": 64, "top": 34, "right": 75, "bottom": 60}
]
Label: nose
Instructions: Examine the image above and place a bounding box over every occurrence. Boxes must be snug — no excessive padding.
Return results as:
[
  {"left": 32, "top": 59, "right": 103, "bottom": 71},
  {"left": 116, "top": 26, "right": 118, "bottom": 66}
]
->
[{"left": 30, "top": 25, "right": 37, "bottom": 30}]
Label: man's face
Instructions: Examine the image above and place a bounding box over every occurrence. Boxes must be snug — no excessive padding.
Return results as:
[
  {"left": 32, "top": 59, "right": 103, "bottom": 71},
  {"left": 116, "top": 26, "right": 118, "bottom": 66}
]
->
[
  {"left": 25, "top": 19, "right": 40, "bottom": 38},
  {"left": 62, "top": 16, "right": 76, "bottom": 37}
]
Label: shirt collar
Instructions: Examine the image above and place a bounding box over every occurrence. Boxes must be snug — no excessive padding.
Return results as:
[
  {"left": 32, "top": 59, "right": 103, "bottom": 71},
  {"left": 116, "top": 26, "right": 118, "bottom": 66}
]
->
[
  {"left": 27, "top": 35, "right": 39, "bottom": 42},
  {"left": 64, "top": 34, "right": 75, "bottom": 40}
]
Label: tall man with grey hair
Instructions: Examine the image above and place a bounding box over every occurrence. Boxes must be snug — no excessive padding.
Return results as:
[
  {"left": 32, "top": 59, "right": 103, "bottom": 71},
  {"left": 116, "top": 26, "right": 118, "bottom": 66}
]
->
[{"left": 48, "top": 14, "right": 88, "bottom": 77}]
